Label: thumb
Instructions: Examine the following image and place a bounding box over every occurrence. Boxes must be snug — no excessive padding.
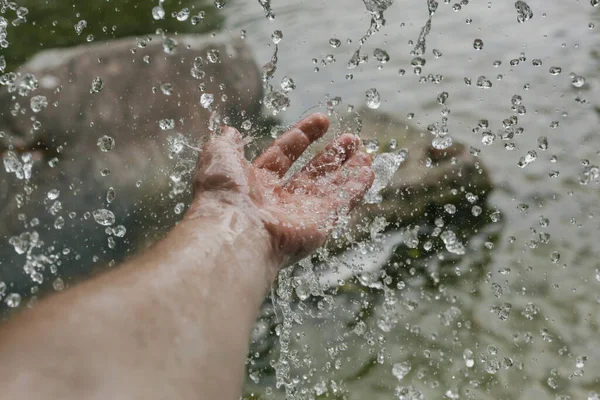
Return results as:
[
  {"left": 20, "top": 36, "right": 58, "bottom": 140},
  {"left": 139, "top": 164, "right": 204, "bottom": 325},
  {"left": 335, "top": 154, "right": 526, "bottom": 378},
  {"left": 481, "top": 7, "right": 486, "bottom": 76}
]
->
[{"left": 194, "top": 126, "right": 249, "bottom": 193}]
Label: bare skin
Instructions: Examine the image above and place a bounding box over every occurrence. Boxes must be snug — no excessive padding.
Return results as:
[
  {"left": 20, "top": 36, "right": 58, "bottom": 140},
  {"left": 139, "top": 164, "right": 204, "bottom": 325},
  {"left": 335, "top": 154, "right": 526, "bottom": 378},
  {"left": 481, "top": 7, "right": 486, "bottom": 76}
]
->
[{"left": 0, "top": 113, "right": 374, "bottom": 400}]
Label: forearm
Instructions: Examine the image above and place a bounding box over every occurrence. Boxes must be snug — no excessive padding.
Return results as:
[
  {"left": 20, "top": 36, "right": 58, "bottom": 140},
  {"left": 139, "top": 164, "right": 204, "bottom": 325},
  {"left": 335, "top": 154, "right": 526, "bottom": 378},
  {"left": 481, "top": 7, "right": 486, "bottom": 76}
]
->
[{"left": 0, "top": 198, "right": 278, "bottom": 400}]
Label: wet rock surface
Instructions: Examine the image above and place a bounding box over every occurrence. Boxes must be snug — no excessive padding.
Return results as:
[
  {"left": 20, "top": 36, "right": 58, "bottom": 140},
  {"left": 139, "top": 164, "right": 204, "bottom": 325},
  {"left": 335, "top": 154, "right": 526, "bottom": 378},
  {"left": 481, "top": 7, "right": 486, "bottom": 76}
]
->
[{"left": 0, "top": 34, "right": 263, "bottom": 308}]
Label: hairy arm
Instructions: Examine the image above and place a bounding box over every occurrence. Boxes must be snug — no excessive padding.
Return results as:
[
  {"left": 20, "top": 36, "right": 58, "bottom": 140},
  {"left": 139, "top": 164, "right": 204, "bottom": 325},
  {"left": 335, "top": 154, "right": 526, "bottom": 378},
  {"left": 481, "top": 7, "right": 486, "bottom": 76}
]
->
[
  {"left": 0, "top": 113, "right": 373, "bottom": 400},
  {"left": 0, "top": 199, "right": 276, "bottom": 400}
]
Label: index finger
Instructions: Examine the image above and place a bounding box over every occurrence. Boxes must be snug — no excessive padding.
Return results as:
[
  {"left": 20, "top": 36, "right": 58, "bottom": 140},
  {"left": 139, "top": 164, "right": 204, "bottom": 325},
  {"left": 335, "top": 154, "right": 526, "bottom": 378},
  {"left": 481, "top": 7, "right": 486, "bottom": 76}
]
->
[{"left": 253, "top": 113, "right": 329, "bottom": 177}]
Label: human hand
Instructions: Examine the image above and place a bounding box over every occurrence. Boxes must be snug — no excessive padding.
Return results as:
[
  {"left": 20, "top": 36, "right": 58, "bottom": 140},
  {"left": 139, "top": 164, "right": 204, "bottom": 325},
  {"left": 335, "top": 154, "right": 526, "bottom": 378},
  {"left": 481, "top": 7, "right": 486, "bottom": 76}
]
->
[{"left": 187, "top": 113, "right": 374, "bottom": 267}]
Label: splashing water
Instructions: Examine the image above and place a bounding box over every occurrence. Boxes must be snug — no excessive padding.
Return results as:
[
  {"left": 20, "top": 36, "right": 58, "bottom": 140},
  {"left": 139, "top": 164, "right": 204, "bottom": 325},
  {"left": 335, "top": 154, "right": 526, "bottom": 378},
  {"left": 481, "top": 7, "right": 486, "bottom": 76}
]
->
[
  {"left": 514, "top": 0, "right": 533, "bottom": 23},
  {"left": 364, "top": 149, "right": 408, "bottom": 204}
]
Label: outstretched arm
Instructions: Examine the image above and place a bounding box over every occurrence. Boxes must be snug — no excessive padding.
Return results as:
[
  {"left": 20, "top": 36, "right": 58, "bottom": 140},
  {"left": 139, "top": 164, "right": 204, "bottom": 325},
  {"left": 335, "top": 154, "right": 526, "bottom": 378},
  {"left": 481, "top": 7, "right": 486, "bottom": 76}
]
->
[{"left": 0, "top": 113, "right": 374, "bottom": 400}]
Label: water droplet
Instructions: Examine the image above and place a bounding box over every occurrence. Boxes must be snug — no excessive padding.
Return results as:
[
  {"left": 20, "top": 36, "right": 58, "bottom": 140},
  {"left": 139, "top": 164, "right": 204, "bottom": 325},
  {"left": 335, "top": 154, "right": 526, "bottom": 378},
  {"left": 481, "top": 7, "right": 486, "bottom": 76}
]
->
[
  {"left": 537, "top": 136, "right": 548, "bottom": 150},
  {"left": 551, "top": 251, "right": 560, "bottom": 263},
  {"left": 214, "top": 0, "right": 227, "bottom": 9},
  {"left": 5, "top": 293, "right": 20, "bottom": 308},
  {"left": 549, "top": 66, "right": 562, "bottom": 75},
  {"left": 54, "top": 216, "right": 65, "bottom": 229},
  {"left": 52, "top": 278, "right": 65, "bottom": 291},
  {"left": 329, "top": 38, "right": 341, "bottom": 48},
  {"left": 437, "top": 91, "right": 449, "bottom": 105},
  {"left": 47, "top": 189, "right": 60, "bottom": 200},
  {"left": 176, "top": 8, "right": 190, "bottom": 21},
  {"left": 517, "top": 150, "right": 537, "bottom": 168},
  {"left": 271, "top": 30, "right": 283, "bottom": 44},
  {"left": 159, "top": 119, "right": 175, "bottom": 130},
  {"left": 363, "top": 0, "right": 394, "bottom": 13},
  {"left": 264, "top": 90, "right": 290, "bottom": 115},
  {"left": 152, "top": 6, "right": 165, "bottom": 20},
  {"left": 162, "top": 37, "right": 178, "bottom": 55},
  {"left": 74, "top": 20, "right": 87, "bottom": 35},
  {"left": 106, "top": 187, "right": 115, "bottom": 203},
  {"left": 30, "top": 95, "right": 48, "bottom": 113},
  {"left": 476, "top": 76, "right": 492, "bottom": 88},
  {"left": 473, "top": 38, "right": 484, "bottom": 50},
  {"left": 206, "top": 49, "right": 220, "bottom": 63},
  {"left": 160, "top": 83, "right": 173, "bottom": 95},
  {"left": 200, "top": 93, "right": 214, "bottom": 109},
  {"left": 592, "top": 0, "right": 600, "bottom": 6},
  {"left": 444, "top": 203, "right": 457, "bottom": 214},
  {"left": 482, "top": 131, "right": 496, "bottom": 145},
  {"left": 258, "top": 0, "right": 275, "bottom": 20},
  {"left": 485, "top": 359, "right": 500, "bottom": 374},
  {"left": 571, "top": 75, "right": 585, "bottom": 87},
  {"left": 174, "top": 203, "right": 185, "bottom": 214},
  {"left": 521, "top": 302, "right": 540, "bottom": 320},
  {"left": 392, "top": 361, "right": 411, "bottom": 381},
  {"left": 364, "top": 139, "right": 380, "bottom": 154},
  {"left": 515, "top": 1, "right": 533, "bottom": 22},
  {"left": 441, "top": 230, "right": 465, "bottom": 255},
  {"left": 365, "top": 88, "right": 381, "bottom": 109},
  {"left": 394, "top": 385, "right": 423, "bottom": 400},
  {"left": 281, "top": 76, "right": 296, "bottom": 92},
  {"left": 241, "top": 120, "right": 253, "bottom": 131},
  {"left": 16, "top": 6, "right": 28, "bottom": 18},
  {"left": 111, "top": 225, "right": 126, "bottom": 238},
  {"left": 93, "top": 209, "right": 115, "bottom": 226},
  {"left": 411, "top": 57, "right": 426, "bottom": 67},
  {"left": 432, "top": 136, "right": 453, "bottom": 149},
  {"left": 347, "top": 48, "right": 362, "bottom": 69},
  {"left": 373, "top": 48, "right": 390, "bottom": 63},
  {"left": 97, "top": 135, "right": 115, "bottom": 152}
]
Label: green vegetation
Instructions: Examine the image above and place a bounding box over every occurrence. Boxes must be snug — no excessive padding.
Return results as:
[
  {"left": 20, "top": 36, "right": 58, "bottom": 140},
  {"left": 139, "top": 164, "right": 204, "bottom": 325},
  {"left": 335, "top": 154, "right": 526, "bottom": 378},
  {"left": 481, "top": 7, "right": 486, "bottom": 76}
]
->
[{"left": 3, "top": 0, "right": 223, "bottom": 70}]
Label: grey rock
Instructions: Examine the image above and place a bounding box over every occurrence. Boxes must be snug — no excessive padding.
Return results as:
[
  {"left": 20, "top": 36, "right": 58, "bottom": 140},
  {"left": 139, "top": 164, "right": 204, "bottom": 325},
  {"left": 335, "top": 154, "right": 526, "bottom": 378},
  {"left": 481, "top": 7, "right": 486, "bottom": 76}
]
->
[{"left": 0, "top": 34, "right": 263, "bottom": 305}]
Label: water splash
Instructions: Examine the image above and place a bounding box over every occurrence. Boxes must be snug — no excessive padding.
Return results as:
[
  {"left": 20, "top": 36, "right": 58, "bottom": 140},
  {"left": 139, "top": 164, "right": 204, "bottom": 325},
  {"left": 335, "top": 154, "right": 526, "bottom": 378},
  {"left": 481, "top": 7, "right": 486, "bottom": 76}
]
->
[
  {"left": 345, "top": 0, "right": 395, "bottom": 71},
  {"left": 363, "top": 149, "right": 408, "bottom": 204},
  {"left": 258, "top": 0, "right": 275, "bottom": 20},
  {"left": 515, "top": 1, "right": 533, "bottom": 23}
]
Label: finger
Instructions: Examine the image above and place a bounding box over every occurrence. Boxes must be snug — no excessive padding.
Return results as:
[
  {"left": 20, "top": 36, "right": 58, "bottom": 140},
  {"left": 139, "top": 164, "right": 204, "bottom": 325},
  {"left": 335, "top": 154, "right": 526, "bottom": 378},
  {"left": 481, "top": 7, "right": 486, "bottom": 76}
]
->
[
  {"left": 218, "top": 125, "right": 245, "bottom": 149},
  {"left": 287, "top": 134, "right": 361, "bottom": 191},
  {"left": 253, "top": 113, "right": 329, "bottom": 177},
  {"left": 195, "top": 126, "right": 247, "bottom": 192},
  {"left": 343, "top": 150, "right": 372, "bottom": 169}
]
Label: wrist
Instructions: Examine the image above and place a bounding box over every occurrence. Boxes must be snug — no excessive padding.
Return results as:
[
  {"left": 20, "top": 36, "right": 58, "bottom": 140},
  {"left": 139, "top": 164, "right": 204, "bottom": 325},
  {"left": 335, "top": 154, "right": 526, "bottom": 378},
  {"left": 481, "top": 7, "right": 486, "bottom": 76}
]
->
[{"left": 184, "top": 191, "right": 283, "bottom": 283}]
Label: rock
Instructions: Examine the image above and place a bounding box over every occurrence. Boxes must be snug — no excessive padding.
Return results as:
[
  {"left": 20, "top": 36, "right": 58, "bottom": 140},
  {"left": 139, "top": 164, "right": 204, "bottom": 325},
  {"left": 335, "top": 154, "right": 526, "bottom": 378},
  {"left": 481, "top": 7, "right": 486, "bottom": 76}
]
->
[
  {"left": 0, "top": 34, "right": 263, "bottom": 306},
  {"left": 350, "top": 108, "right": 491, "bottom": 227}
]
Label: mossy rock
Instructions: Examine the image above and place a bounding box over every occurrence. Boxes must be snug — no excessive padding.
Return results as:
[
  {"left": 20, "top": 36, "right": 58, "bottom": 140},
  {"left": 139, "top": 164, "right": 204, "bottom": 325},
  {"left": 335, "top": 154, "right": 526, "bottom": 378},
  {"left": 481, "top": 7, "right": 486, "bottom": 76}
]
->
[{"left": 2, "top": 0, "right": 223, "bottom": 71}]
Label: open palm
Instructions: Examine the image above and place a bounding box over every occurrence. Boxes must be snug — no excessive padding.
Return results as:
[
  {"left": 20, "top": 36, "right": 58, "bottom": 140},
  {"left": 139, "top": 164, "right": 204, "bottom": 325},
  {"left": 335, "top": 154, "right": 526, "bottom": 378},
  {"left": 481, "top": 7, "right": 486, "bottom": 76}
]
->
[{"left": 190, "top": 113, "right": 374, "bottom": 265}]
